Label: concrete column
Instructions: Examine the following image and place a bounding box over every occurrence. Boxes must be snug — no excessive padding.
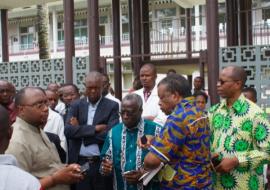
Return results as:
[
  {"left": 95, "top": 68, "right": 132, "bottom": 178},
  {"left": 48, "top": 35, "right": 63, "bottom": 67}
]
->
[
  {"left": 142, "top": 0, "right": 150, "bottom": 61},
  {"left": 132, "top": 0, "right": 142, "bottom": 76},
  {"left": 63, "top": 0, "right": 74, "bottom": 83},
  {"left": 52, "top": 10, "right": 58, "bottom": 55},
  {"left": 128, "top": 0, "right": 134, "bottom": 69},
  {"left": 186, "top": 8, "right": 192, "bottom": 58},
  {"left": 226, "top": 0, "right": 238, "bottom": 46},
  {"left": 1, "top": 10, "right": 9, "bottom": 62},
  {"left": 88, "top": 0, "right": 100, "bottom": 71},
  {"left": 194, "top": 5, "right": 200, "bottom": 50},
  {"left": 112, "top": 0, "right": 122, "bottom": 100},
  {"left": 206, "top": 0, "right": 219, "bottom": 105},
  {"left": 239, "top": 0, "right": 253, "bottom": 45}
]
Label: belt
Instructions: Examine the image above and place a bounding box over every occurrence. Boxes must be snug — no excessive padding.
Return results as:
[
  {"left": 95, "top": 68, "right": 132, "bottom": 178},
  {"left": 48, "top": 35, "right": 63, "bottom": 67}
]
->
[{"left": 78, "top": 155, "right": 100, "bottom": 163}]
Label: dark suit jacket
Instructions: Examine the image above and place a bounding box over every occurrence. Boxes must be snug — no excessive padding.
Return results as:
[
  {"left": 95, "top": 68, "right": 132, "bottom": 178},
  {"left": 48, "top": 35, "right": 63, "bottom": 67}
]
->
[
  {"left": 45, "top": 132, "right": 66, "bottom": 163},
  {"left": 64, "top": 97, "right": 119, "bottom": 163}
]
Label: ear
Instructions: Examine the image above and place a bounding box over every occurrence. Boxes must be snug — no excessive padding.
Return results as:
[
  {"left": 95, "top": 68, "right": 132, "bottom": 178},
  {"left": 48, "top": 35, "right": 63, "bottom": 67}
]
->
[
  {"left": 17, "top": 105, "right": 25, "bottom": 116},
  {"left": 172, "top": 92, "right": 181, "bottom": 102},
  {"left": 235, "top": 80, "right": 242, "bottom": 89}
]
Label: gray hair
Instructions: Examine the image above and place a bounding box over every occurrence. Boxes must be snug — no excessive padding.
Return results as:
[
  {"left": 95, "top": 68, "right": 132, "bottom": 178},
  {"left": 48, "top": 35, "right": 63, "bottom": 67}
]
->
[{"left": 122, "top": 93, "right": 143, "bottom": 110}]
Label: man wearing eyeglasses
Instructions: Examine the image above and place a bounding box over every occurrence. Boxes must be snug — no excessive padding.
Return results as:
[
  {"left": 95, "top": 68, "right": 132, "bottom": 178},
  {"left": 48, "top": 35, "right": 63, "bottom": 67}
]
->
[
  {"left": 65, "top": 71, "right": 119, "bottom": 190},
  {"left": 209, "top": 66, "right": 270, "bottom": 190},
  {"left": 100, "top": 93, "right": 161, "bottom": 190},
  {"left": 5, "top": 87, "right": 84, "bottom": 190},
  {"left": 144, "top": 74, "right": 211, "bottom": 189},
  {"left": 0, "top": 105, "right": 42, "bottom": 190}
]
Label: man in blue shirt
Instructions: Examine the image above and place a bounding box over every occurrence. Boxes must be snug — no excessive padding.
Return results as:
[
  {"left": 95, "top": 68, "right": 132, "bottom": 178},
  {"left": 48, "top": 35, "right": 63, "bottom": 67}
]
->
[{"left": 65, "top": 71, "right": 119, "bottom": 190}]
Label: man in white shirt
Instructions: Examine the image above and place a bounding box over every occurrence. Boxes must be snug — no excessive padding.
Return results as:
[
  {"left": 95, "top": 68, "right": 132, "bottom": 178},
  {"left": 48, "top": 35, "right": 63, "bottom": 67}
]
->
[
  {"left": 0, "top": 105, "right": 41, "bottom": 190},
  {"left": 44, "top": 90, "right": 67, "bottom": 152},
  {"left": 55, "top": 84, "right": 80, "bottom": 122},
  {"left": 101, "top": 73, "right": 121, "bottom": 110},
  {"left": 134, "top": 63, "right": 167, "bottom": 125}
]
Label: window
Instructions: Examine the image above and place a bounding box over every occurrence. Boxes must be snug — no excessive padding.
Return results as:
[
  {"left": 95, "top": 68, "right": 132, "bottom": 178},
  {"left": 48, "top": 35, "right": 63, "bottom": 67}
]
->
[
  {"left": 100, "top": 16, "right": 108, "bottom": 24},
  {"left": 19, "top": 26, "right": 35, "bottom": 50},
  {"left": 57, "top": 22, "right": 64, "bottom": 46},
  {"left": 161, "top": 19, "right": 173, "bottom": 30},
  {"left": 263, "top": 8, "right": 270, "bottom": 21},
  {"left": 74, "top": 19, "right": 88, "bottom": 44},
  {"left": 122, "top": 14, "right": 129, "bottom": 35}
]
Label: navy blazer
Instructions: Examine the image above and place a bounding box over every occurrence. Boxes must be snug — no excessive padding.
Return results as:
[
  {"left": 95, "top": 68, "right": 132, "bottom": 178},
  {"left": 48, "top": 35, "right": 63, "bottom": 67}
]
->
[{"left": 64, "top": 97, "right": 119, "bottom": 163}]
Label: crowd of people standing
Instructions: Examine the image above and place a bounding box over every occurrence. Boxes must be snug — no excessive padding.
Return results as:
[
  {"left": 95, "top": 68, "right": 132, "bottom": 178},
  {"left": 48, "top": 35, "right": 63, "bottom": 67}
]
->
[{"left": 0, "top": 64, "right": 270, "bottom": 190}]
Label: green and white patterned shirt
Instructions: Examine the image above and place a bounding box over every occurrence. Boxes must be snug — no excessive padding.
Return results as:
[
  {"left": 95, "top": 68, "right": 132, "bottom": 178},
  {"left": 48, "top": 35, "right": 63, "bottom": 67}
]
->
[{"left": 208, "top": 94, "right": 270, "bottom": 190}]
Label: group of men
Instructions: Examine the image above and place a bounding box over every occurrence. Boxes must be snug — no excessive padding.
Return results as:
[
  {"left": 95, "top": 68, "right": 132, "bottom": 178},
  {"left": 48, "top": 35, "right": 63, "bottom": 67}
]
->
[{"left": 0, "top": 63, "right": 270, "bottom": 190}]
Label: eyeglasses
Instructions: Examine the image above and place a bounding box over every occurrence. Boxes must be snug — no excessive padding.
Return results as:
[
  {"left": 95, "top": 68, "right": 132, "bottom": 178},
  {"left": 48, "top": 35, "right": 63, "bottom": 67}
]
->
[
  {"left": 217, "top": 79, "right": 238, "bottom": 85},
  {"left": 22, "top": 100, "right": 48, "bottom": 110},
  {"left": 0, "top": 89, "right": 12, "bottom": 94},
  {"left": 119, "top": 109, "right": 140, "bottom": 117}
]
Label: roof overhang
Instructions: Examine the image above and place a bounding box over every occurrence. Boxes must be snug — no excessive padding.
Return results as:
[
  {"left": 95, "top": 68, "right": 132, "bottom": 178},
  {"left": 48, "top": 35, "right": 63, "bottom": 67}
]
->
[
  {"left": 0, "top": 0, "right": 60, "bottom": 10},
  {"left": 173, "top": 0, "right": 205, "bottom": 8}
]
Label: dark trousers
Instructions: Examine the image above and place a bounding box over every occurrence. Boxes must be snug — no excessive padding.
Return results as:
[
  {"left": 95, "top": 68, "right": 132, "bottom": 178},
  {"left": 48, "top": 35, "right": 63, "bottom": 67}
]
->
[{"left": 75, "top": 157, "right": 113, "bottom": 190}]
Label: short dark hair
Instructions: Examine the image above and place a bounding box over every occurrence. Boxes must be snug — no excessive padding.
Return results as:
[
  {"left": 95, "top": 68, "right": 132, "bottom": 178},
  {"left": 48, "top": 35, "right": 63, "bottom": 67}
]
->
[
  {"left": 122, "top": 93, "right": 143, "bottom": 110},
  {"left": 158, "top": 74, "right": 191, "bottom": 98},
  {"left": 101, "top": 73, "right": 110, "bottom": 82},
  {"left": 194, "top": 91, "right": 208, "bottom": 103},
  {"left": 194, "top": 76, "right": 204, "bottom": 82},
  {"left": 140, "top": 63, "right": 157, "bottom": 75},
  {"left": 242, "top": 87, "right": 257, "bottom": 101},
  {"left": 167, "top": 69, "right": 177, "bottom": 75},
  {"left": 60, "top": 83, "right": 79, "bottom": 94},
  {"left": 15, "top": 87, "right": 45, "bottom": 107},
  {"left": 230, "top": 66, "right": 247, "bottom": 87}
]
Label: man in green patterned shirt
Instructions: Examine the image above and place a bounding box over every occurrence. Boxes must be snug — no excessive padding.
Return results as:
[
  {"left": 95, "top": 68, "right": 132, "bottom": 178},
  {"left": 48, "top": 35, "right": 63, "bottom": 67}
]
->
[{"left": 209, "top": 66, "right": 270, "bottom": 190}]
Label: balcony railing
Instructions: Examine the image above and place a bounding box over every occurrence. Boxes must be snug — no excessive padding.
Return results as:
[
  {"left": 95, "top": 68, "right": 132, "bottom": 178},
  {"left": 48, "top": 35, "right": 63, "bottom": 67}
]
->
[{"left": 8, "top": 19, "right": 270, "bottom": 57}]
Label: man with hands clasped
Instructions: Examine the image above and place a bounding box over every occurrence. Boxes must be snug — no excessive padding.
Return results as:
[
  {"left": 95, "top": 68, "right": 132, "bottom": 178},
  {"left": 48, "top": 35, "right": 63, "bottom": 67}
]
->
[{"left": 65, "top": 71, "right": 119, "bottom": 190}]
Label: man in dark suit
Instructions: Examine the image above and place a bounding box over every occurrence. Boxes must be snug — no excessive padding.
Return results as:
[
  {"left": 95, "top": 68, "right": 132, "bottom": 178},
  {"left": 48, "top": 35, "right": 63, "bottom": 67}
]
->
[{"left": 65, "top": 71, "right": 119, "bottom": 190}]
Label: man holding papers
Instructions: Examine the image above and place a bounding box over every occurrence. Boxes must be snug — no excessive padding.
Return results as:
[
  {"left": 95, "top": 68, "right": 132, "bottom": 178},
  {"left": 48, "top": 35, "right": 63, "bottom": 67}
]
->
[
  {"left": 100, "top": 94, "right": 161, "bottom": 190},
  {"left": 144, "top": 74, "right": 212, "bottom": 189}
]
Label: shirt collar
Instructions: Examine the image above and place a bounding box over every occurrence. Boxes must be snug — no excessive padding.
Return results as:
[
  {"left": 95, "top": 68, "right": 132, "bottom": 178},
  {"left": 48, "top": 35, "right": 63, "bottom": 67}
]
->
[
  {"left": 14, "top": 117, "right": 40, "bottom": 134},
  {"left": 87, "top": 97, "right": 102, "bottom": 108},
  {"left": 172, "top": 96, "right": 195, "bottom": 113},
  {"left": 219, "top": 94, "right": 246, "bottom": 113},
  {"left": 125, "top": 118, "right": 143, "bottom": 132},
  {"left": 0, "top": 154, "right": 18, "bottom": 166}
]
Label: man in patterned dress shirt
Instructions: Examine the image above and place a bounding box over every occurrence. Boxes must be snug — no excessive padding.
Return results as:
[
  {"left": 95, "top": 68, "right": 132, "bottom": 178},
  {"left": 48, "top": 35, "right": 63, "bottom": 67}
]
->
[
  {"left": 209, "top": 66, "right": 270, "bottom": 190},
  {"left": 144, "top": 74, "right": 212, "bottom": 189}
]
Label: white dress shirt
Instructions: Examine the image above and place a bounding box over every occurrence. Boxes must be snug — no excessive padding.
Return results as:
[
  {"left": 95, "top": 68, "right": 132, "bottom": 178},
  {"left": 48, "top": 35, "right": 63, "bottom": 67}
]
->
[{"left": 44, "top": 108, "right": 67, "bottom": 152}]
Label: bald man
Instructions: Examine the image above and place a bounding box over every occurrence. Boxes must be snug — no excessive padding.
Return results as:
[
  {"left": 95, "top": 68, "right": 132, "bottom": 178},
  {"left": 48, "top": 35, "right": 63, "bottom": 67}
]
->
[
  {"left": 0, "top": 105, "right": 41, "bottom": 190},
  {"left": 209, "top": 66, "right": 270, "bottom": 190}
]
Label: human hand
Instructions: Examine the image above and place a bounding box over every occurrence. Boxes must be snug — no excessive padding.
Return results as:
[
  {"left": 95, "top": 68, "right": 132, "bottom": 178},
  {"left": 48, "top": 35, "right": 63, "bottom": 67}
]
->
[
  {"left": 52, "top": 164, "right": 84, "bottom": 185},
  {"left": 123, "top": 170, "right": 143, "bottom": 184},
  {"left": 137, "top": 135, "right": 154, "bottom": 149},
  {"left": 144, "top": 116, "right": 155, "bottom": 121},
  {"left": 101, "top": 158, "right": 113, "bottom": 176},
  {"left": 70, "top": 117, "right": 79, "bottom": 126},
  {"left": 95, "top": 124, "right": 107, "bottom": 133},
  {"left": 215, "top": 156, "right": 239, "bottom": 173}
]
